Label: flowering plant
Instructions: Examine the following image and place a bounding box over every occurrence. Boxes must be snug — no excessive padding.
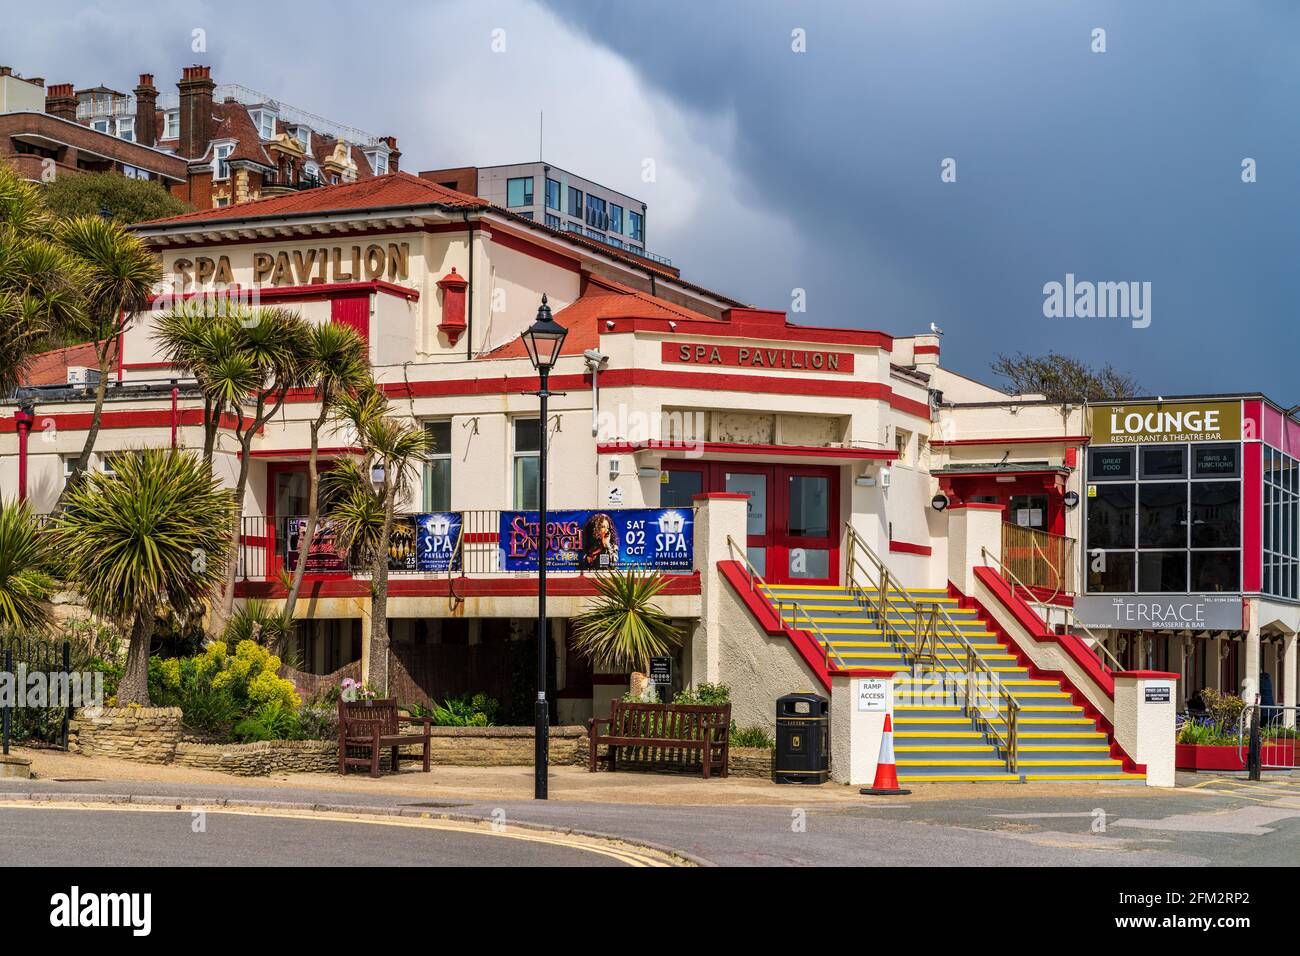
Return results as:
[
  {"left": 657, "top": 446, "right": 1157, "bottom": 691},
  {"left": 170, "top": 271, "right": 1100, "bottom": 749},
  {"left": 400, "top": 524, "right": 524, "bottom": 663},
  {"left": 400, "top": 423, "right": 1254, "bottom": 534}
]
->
[{"left": 340, "top": 677, "right": 376, "bottom": 702}]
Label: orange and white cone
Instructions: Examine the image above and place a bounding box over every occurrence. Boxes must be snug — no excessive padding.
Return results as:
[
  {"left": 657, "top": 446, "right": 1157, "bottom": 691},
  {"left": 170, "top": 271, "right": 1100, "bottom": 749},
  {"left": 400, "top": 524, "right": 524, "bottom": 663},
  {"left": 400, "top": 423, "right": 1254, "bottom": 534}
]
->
[{"left": 860, "top": 714, "right": 911, "bottom": 795}]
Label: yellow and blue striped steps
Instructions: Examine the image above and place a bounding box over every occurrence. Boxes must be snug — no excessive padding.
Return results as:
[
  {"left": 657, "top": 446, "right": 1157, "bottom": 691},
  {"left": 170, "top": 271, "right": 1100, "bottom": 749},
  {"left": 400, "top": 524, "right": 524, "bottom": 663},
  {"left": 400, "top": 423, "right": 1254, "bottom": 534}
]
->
[{"left": 762, "top": 583, "right": 1145, "bottom": 785}]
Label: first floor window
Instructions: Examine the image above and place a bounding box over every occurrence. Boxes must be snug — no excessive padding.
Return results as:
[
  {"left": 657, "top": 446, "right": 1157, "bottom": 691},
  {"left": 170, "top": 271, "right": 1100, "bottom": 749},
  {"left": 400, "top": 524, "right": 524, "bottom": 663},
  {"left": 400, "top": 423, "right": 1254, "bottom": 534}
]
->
[
  {"left": 423, "top": 421, "right": 452, "bottom": 511},
  {"left": 213, "top": 142, "right": 234, "bottom": 180},
  {"left": 506, "top": 176, "right": 534, "bottom": 208},
  {"left": 513, "top": 418, "right": 541, "bottom": 510}
]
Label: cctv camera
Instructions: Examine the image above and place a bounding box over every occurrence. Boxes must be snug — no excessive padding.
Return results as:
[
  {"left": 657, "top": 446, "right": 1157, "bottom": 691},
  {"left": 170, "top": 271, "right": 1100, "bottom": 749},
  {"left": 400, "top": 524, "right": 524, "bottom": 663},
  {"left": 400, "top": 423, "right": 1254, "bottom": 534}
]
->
[{"left": 584, "top": 349, "right": 609, "bottom": 368}]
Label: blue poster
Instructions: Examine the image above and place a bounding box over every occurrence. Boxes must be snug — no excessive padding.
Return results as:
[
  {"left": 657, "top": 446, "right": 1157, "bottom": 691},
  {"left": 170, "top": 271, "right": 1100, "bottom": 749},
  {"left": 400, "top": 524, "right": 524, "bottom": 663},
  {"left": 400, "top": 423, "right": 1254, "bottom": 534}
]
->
[
  {"left": 499, "top": 508, "right": 693, "bottom": 572},
  {"left": 415, "top": 512, "right": 463, "bottom": 573}
]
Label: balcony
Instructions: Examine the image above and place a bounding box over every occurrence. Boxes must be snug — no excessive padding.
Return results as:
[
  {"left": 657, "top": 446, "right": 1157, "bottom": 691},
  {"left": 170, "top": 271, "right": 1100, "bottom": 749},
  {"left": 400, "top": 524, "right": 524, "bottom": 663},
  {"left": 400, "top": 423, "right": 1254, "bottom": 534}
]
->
[{"left": 260, "top": 170, "right": 325, "bottom": 195}]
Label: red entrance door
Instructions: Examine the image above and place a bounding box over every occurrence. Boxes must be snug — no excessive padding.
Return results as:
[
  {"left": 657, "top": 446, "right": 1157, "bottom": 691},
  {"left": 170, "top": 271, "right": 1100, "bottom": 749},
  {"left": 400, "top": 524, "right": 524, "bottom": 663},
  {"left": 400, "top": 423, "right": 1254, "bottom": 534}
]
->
[{"left": 662, "top": 460, "right": 839, "bottom": 584}]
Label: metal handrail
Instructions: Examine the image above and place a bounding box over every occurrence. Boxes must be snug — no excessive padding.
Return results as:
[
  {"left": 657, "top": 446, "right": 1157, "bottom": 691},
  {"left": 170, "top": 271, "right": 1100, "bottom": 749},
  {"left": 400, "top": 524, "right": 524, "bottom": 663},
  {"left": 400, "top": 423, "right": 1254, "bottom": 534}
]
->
[
  {"left": 846, "top": 523, "right": 1021, "bottom": 772},
  {"left": 980, "top": 545, "right": 1123, "bottom": 672},
  {"left": 725, "top": 535, "right": 849, "bottom": 672}
]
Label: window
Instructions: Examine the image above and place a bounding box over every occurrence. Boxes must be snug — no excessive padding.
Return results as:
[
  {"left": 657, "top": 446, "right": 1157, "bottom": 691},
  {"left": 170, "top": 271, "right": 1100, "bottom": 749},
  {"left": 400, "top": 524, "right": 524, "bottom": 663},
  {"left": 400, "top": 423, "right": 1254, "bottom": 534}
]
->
[
  {"left": 585, "top": 194, "right": 607, "bottom": 230},
  {"left": 295, "top": 126, "right": 311, "bottom": 153},
  {"left": 1140, "top": 445, "right": 1186, "bottom": 479},
  {"left": 122, "top": 165, "right": 150, "bottom": 180},
  {"left": 1009, "top": 495, "right": 1048, "bottom": 530},
  {"left": 212, "top": 142, "right": 234, "bottom": 180},
  {"left": 371, "top": 150, "right": 388, "bottom": 176},
  {"left": 163, "top": 110, "right": 180, "bottom": 140},
  {"left": 894, "top": 428, "right": 911, "bottom": 463},
  {"left": 91, "top": 119, "right": 110, "bottom": 134},
  {"left": 513, "top": 418, "right": 542, "bottom": 510},
  {"left": 251, "top": 109, "right": 276, "bottom": 140},
  {"left": 567, "top": 185, "right": 583, "bottom": 217},
  {"left": 788, "top": 475, "right": 830, "bottom": 537},
  {"left": 1088, "top": 447, "right": 1133, "bottom": 481},
  {"left": 567, "top": 221, "right": 583, "bottom": 234},
  {"left": 506, "top": 176, "right": 534, "bottom": 207},
  {"left": 544, "top": 213, "right": 562, "bottom": 229},
  {"left": 545, "top": 177, "right": 561, "bottom": 210},
  {"left": 1138, "top": 483, "right": 1186, "bottom": 549},
  {"left": 628, "top": 210, "right": 644, "bottom": 242},
  {"left": 1262, "top": 445, "right": 1299, "bottom": 600},
  {"left": 1086, "top": 483, "right": 1135, "bottom": 551},
  {"left": 609, "top": 204, "right": 623, "bottom": 235},
  {"left": 423, "top": 421, "right": 452, "bottom": 511},
  {"left": 115, "top": 117, "right": 135, "bottom": 142}
]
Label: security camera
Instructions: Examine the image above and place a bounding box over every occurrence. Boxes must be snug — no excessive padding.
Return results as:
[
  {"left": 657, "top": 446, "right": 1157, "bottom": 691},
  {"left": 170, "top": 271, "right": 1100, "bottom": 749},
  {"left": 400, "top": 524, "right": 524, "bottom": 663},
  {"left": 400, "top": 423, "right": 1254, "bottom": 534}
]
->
[{"left": 583, "top": 349, "right": 609, "bottom": 369}]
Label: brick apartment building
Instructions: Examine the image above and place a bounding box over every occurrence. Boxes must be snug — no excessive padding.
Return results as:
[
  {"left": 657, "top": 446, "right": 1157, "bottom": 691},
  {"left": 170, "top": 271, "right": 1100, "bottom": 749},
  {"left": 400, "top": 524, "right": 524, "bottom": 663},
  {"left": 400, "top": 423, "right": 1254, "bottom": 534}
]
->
[{"left": 1, "top": 63, "right": 400, "bottom": 211}]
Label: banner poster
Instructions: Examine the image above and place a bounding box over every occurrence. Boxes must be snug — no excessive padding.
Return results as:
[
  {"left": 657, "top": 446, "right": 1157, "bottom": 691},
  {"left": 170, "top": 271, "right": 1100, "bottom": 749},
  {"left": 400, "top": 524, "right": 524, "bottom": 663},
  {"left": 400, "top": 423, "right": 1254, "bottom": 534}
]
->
[
  {"left": 499, "top": 508, "right": 694, "bottom": 572},
  {"left": 284, "top": 518, "right": 350, "bottom": 573},
  {"left": 387, "top": 516, "right": 419, "bottom": 571},
  {"left": 415, "top": 512, "right": 463, "bottom": 573}
]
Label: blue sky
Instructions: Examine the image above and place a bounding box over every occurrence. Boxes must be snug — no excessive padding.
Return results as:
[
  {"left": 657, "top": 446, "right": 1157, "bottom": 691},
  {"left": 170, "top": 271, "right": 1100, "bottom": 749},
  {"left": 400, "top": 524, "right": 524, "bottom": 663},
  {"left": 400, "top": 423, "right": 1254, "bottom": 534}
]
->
[{"left": 11, "top": 0, "right": 1298, "bottom": 401}]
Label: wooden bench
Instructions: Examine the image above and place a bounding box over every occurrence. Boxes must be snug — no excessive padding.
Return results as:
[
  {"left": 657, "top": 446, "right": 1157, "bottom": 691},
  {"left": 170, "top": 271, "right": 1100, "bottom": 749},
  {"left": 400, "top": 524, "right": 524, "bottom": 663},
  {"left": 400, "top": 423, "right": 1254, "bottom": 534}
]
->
[
  {"left": 337, "top": 698, "right": 432, "bottom": 777},
  {"left": 587, "top": 701, "right": 731, "bottom": 779}
]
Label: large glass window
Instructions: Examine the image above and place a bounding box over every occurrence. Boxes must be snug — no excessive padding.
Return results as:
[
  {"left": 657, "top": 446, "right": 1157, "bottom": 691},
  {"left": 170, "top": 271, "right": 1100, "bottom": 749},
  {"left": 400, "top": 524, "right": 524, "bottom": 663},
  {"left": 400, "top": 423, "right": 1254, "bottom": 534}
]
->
[
  {"left": 506, "top": 176, "right": 534, "bottom": 208},
  {"left": 585, "top": 194, "right": 607, "bottom": 230},
  {"left": 1140, "top": 445, "right": 1186, "bottom": 479},
  {"left": 1263, "top": 444, "right": 1300, "bottom": 600},
  {"left": 1138, "top": 483, "right": 1186, "bottom": 548},
  {"left": 513, "top": 418, "right": 541, "bottom": 510},
  {"left": 1139, "top": 551, "right": 1187, "bottom": 592},
  {"left": 609, "top": 204, "right": 623, "bottom": 235},
  {"left": 1088, "top": 447, "right": 1133, "bottom": 481},
  {"left": 567, "top": 185, "right": 583, "bottom": 217},
  {"left": 1189, "top": 481, "right": 1240, "bottom": 547},
  {"left": 1191, "top": 551, "right": 1239, "bottom": 592},
  {"left": 1087, "top": 483, "right": 1135, "bottom": 550},
  {"left": 423, "top": 421, "right": 452, "bottom": 512},
  {"left": 545, "top": 177, "right": 561, "bottom": 210},
  {"left": 628, "top": 210, "right": 644, "bottom": 242},
  {"left": 1086, "top": 550, "right": 1135, "bottom": 593}
]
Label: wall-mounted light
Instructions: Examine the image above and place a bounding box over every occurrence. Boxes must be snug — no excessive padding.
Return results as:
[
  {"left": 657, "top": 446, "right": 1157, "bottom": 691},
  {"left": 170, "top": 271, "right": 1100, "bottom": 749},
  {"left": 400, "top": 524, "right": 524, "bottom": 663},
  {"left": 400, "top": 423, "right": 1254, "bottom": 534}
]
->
[
  {"left": 1063, "top": 490, "right": 1080, "bottom": 509},
  {"left": 637, "top": 466, "right": 660, "bottom": 479},
  {"left": 879, "top": 466, "right": 891, "bottom": 489},
  {"left": 608, "top": 458, "right": 620, "bottom": 480},
  {"left": 931, "top": 493, "right": 949, "bottom": 512}
]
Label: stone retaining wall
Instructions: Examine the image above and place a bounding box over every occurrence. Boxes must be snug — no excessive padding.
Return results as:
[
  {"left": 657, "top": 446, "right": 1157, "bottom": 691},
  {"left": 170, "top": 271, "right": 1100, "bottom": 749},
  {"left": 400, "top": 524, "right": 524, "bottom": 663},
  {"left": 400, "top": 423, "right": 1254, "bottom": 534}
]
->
[
  {"left": 68, "top": 709, "right": 775, "bottom": 779},
  {"left": 69, "top": 707, "right": 183, "bottom": 764}
]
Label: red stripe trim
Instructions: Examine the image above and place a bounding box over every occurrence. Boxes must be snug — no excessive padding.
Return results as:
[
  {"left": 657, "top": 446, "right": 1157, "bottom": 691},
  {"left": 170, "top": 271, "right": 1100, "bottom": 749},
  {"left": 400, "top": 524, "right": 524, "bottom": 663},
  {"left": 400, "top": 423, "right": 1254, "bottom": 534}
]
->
[
  {"left": 608, "top": 318, "right": 892, "bottom": 351},
  {"left": 235, "top": 572, "right": 701, "bottom": 599},
  {"left": 888, "top": 392, "right": 931, "bottom": 419},
  {"left": 913, "top": 345, "right": 940, "bottom": 355},
  {"left": 0, "top": 408, "right": 243, "bottom": 433},
  {"left": 600, "top": 441, "right": 898, "bottom": 460},
  {"left": 888, "top": 540, "right": 932, "bottom": 556},
  {"left": 147, "top": 279, "right": 419, "bottom": 305}
]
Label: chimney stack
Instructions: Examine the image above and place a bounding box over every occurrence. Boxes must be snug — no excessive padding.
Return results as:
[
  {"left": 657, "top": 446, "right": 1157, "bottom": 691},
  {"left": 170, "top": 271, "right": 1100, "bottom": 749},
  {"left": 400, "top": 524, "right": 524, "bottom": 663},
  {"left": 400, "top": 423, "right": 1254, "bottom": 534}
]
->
[
  {"left": 177, "top": 64, "right": 215, "bottom": 159},
  {"left": 134, "top": 73, "right": 158, "bottom": 148},
  {"left": 384, "top": 135, "right": 401, "bottom": 173},
  {"left": 45, "top": 83, "right": 77, "bottom": 121}
]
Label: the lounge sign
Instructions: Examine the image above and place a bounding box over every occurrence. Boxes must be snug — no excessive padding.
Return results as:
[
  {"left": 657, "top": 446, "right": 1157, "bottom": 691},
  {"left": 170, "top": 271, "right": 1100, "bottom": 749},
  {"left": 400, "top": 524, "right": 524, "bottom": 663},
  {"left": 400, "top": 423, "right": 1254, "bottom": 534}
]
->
[
  {"left": 662, "top": 342, "right": 854, "bottom": 373},
  {"left": 172, "top": 241, "right": 411, "bottom": 290},
  {"left": 1089, "top": 400, "right": 1241, "bottom": 445},
  {"left": 1075, "top": 594, "right": 1244, "bottom": 631}
]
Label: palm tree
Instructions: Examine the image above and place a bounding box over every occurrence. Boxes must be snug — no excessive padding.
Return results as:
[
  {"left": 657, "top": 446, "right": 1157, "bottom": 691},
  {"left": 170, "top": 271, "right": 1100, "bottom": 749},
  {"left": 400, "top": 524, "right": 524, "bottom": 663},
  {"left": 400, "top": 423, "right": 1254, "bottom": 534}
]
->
[
  {"left": 54, "top": 216, "right": 163, "bottom": 500},
  {"left": 323, "top": 386, "right": 431, "bottom": 695},
  {"left": 0, "top": 500, "right": 58, "bottom": 634},
  {"left": 571, "top": 571, "right": 682, "bottom": 680},
  {"left": 50, "top": 448, "right": 233, "bottom": 704},
  {"left": 283, "top": 322, "right": 370, "bottom": 620},
  {"left": 0, "top": 162, "right": 85, "bottom": 392},
  {"left": 154, "top": 304, "right": 312, "bottom": 635}
]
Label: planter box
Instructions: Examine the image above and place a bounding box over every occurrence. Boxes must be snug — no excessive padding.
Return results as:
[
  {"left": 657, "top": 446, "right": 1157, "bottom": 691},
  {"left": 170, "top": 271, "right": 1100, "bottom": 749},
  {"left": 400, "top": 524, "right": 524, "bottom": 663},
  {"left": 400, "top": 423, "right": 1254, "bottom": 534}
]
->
[{"left": 1176, "top": 742, "right": 1300, "bottom": 771}]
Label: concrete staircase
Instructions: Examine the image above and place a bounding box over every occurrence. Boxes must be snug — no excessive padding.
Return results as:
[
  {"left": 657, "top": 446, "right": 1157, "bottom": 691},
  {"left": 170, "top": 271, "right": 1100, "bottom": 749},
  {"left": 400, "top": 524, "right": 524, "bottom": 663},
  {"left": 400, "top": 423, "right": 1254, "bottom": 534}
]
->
[{"left": 763, "top": 583, "right": 1144, "bottom": 784}]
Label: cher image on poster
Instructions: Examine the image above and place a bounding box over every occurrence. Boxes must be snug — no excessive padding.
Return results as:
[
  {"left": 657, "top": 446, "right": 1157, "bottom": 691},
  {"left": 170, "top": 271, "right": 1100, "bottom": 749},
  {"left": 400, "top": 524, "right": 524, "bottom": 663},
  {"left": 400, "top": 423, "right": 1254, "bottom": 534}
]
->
[{"left": 579, "top": 513, "right": 619, "bottom": 570}]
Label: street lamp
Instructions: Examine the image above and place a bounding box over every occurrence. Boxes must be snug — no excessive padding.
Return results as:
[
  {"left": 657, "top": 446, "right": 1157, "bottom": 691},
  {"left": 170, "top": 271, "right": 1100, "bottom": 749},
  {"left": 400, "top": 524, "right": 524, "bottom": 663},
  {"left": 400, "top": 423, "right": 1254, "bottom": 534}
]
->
[{"left": 521, "top": 293, "right": 567, "bottom": 801}]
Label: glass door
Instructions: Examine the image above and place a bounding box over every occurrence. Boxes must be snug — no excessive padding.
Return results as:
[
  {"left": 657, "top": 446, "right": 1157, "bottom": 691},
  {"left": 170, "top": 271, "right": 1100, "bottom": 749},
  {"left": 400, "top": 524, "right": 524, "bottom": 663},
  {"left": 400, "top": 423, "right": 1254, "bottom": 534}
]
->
[
  {"left": 780, "top": 468, "right": 836, "bottom": 583},
  {"left": 725, "top": 469, "right": 771, "bottom": 578}
]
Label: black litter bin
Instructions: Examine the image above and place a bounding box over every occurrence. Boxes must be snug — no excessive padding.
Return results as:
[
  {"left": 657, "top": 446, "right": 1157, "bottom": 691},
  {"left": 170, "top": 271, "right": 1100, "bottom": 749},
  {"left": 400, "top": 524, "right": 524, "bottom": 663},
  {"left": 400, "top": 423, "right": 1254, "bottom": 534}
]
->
[{"left": 774, "top": 691, "right": 829, "bottom": 784}]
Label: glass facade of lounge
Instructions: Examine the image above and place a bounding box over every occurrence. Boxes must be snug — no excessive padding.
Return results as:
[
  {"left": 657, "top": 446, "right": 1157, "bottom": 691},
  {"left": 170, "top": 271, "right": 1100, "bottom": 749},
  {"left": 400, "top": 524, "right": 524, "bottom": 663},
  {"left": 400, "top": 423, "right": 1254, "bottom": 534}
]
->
[
  {"left": 1085, "top": 442, "right": 1242, "bottom": 594},
  {"left": 1263, "top": 444, "right": 1299, "bottom": 600}
]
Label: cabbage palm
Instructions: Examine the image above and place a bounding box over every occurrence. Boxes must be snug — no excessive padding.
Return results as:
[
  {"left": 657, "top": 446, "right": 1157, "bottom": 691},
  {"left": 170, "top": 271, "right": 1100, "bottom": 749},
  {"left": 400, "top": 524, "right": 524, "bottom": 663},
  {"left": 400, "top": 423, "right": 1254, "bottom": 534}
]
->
[
  {"left": 571, "top": 571, "right": 682, "bottom": 672},
  {"left": 283, "top": 322, "right": 370, "bottom": 619},
  {"left": 0, "top": 162, "right": 85, "bottom": 392},
  {"left": 0, "top": 500, "right": 58, "bottom": 633},
  {"left": 323, "top": 386, "right": 431, "bottom": 694},
  {"left": 55, "top": 215, "right": 163, "bottom": 500},
  {"left": 50, "top": 448, "right": 233, "bottom": 704}
]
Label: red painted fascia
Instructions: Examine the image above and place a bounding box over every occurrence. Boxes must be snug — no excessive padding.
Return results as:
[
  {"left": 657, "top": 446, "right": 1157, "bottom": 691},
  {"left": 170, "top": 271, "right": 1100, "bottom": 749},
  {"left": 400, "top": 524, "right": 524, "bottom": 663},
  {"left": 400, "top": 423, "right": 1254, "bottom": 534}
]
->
[
  {"left": 601, "top": 440, "right": 898, "bottom": 461},
  {"left": 605, "top": 313, "right": 894, "bottom": 352}
]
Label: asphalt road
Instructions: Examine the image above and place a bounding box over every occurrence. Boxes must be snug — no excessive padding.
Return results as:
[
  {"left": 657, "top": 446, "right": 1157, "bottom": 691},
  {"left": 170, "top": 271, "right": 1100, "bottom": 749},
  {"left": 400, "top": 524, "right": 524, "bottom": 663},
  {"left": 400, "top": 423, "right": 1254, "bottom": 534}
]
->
[{"left": 1, "top": 772, "right": 1298, "bottom": 866}]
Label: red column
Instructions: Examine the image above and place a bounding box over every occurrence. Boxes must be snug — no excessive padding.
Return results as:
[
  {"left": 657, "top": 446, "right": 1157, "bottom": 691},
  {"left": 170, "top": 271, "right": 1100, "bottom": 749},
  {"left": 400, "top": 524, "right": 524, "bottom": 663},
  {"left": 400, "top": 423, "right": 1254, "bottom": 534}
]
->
[{"left": 15, "top": 407, "right": 34, "bottom": 502}]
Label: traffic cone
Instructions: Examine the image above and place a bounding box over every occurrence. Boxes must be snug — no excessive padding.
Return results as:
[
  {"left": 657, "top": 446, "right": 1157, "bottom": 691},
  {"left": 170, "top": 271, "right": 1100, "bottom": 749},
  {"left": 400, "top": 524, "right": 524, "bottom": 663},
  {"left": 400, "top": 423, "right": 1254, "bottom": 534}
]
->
[{"left": 860, "top": 714, "right": 911, "bottom": 795}]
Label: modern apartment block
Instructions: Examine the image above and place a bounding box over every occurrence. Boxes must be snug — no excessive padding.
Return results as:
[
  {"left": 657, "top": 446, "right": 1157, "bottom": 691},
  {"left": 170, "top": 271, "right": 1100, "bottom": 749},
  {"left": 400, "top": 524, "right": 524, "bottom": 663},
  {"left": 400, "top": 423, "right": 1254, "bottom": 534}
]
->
[{"left": 420, "top": 161, "right": 662, "bottom": 265}]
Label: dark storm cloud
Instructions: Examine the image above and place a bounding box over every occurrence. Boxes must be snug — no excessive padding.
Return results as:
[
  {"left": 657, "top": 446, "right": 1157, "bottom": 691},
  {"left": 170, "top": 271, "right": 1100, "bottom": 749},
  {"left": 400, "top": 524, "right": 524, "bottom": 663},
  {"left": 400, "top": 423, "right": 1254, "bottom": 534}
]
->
[{"left": 540, "top": 0, "right": 1300, "bottom": 400}]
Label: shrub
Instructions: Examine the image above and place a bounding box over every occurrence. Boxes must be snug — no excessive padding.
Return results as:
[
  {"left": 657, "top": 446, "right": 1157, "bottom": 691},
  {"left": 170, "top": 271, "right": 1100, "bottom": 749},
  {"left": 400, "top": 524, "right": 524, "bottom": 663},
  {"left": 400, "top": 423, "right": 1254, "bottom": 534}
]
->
[
  {"left": 673, "top": 682, "right": 731, "bottom": 706},
  {"left": 430, "top": 692, "right": 501, "bottom": 727},
  {"left": 233, "top": 701, "right": 304, "bottom": 742},
  {"left": 225, "top": 600, "right": 291, "bottom": 649},
  {"left": 1200, "top": 688, "right": 1245, "bottom": 736},
  {"left": 150, "top": 640, "right": 301, "bottom": 738},
  {"left": 730, "top": 725, "right": 775, "bottom": 749}
]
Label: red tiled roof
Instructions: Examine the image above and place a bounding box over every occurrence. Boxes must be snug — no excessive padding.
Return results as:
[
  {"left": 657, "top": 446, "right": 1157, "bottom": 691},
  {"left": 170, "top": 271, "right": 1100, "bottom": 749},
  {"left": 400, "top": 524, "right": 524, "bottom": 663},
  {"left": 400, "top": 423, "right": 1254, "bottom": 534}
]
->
[
  {"left": 135, "top": 171, "right": 488, "bottom": 227},
  {"left": 484, "top": 275, "right": 720, "bottom": 360},
  {"left": 21, "top": 342, "right": 115, "bottom": 386}
]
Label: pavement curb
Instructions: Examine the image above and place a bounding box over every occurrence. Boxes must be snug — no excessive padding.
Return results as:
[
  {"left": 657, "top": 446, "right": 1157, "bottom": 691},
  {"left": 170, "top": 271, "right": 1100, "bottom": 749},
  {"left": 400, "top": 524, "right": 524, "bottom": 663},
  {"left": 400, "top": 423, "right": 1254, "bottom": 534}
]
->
[{"left": 0, "top": 791, "right": 714, "bottom": 867}]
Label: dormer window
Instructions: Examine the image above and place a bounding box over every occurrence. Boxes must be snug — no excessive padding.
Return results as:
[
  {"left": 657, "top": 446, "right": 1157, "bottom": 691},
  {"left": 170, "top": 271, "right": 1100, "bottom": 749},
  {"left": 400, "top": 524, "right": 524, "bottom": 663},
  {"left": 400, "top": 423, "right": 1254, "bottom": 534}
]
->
[
  {"left": 163, "top": 110, "right": 180, "bottom": 140},
  {"left": 250, "top": 108, "right": 277, "bottom": 140},
  {"left": 115, "top": 117, "right": 135, "bottom": 142},
  {"left": 295, "top": 126, "right": 310, "bottom": 153},
  {"left": 212, "top": 141, "right": 234, "bottom": 180},
  {"left": 364, "top": 144, "right": 390, "bottom": 176}
]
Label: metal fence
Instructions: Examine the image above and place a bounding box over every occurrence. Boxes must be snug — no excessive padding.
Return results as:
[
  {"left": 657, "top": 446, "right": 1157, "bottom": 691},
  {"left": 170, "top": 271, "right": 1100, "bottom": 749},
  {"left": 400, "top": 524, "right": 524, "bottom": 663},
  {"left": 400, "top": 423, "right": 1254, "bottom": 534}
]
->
[
  {"left": 1239, "top": 705, "right": 1300, "bottom": 770},
  {"left": 1000, "top": 523, "right": 1077, "bottom": 597},
  {"left": 1, "top": 636, "right": 74, "bottom": 754}
]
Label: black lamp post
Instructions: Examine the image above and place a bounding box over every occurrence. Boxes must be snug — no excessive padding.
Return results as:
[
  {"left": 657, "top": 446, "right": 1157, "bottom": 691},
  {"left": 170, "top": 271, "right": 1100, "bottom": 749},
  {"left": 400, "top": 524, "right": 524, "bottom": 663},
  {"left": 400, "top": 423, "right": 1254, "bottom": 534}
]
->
[{"left": 521, "top": 293, "right": 568, "bottom": 800}]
